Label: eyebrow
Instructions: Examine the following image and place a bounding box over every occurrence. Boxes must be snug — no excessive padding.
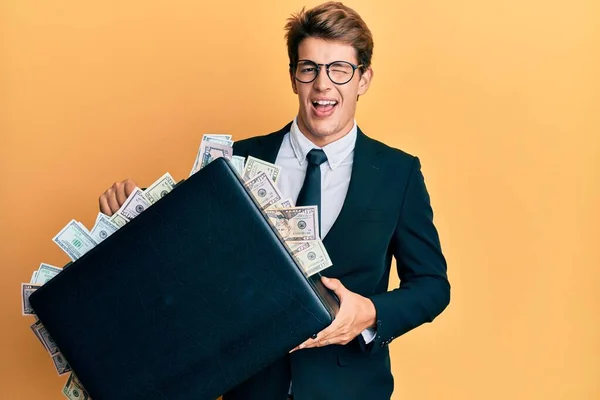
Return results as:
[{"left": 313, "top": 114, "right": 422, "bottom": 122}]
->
[{"left": 297, "top": 59, "right": 356, "bottom": 64}]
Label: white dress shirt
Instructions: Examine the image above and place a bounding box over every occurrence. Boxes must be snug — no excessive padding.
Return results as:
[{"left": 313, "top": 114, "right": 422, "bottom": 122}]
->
[{"left": 275, "top": 117, "right": 376, "bottom": 344}]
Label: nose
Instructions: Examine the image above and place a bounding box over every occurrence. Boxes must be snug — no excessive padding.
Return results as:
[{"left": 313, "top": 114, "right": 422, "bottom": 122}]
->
[{"left": 312, "top": 66, "right": 332, "bottom": 92}]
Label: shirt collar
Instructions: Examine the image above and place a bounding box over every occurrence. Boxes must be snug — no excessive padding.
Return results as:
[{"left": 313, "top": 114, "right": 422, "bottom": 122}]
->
[{"left": 289, "top": 117, "right": 357, "bottom": 170}]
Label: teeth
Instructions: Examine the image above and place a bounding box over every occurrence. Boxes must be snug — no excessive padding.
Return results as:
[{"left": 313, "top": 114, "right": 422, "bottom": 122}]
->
[{"left": 313, "top": 100, "right": 337, "bottom": 105}]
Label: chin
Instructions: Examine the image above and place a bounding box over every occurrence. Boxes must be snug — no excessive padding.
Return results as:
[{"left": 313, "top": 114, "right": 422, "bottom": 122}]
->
[{"left": 306, "top": 121, "right": 339, "bottom": 138}]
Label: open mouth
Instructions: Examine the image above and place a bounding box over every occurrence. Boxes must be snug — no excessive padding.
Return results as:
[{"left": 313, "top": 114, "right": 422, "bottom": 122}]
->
[{"left": 311, "top": 100, "right": 338, "bottom": 117}]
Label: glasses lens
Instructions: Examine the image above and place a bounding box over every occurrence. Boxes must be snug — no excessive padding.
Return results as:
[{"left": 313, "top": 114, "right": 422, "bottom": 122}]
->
[
  {"left": 295, "top": 61, "right": 318, "bottom": 83},
  {"left": 328, "top": 62, "right": 355, "bottom": 84}
]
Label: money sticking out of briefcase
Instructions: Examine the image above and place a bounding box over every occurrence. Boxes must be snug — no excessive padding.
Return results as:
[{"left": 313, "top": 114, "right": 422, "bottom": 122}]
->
[{"left": 29, "top": 157, "right": 339, "bottom": 400}]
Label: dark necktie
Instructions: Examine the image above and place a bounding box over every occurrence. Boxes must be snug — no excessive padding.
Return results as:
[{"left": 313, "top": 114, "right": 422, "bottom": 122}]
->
[{"left": 296, "top": 149, "right": 328, "bottom": 236}]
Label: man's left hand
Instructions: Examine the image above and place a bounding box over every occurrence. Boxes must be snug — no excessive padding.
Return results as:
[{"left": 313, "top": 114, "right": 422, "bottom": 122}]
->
[{"left": 290, "top": 276, "right": 377, "bottom": 351}]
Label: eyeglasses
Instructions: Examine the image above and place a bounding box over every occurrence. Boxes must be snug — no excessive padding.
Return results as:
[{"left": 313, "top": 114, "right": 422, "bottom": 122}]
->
[{"left": 290, "top": 59, "right": 364, "bottom": 85}]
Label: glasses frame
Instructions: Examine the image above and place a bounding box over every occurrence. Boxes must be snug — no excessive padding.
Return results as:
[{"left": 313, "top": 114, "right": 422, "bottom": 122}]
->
[{"left": 290, "top": 59, "right": 364, "bottom": 85}]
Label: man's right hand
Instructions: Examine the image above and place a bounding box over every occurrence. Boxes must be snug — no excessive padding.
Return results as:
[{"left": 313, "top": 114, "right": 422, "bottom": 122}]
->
[{"left": 99, "top": 179, "right": 138, "bottom": 216}]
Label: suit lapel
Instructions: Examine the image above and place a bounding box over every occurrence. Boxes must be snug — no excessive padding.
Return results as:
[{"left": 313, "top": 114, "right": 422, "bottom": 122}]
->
[
  {"left": 244, "top": 123, "right": 385, "bottom": 262},
  {"left": 257, "top": 122, "right": 290, "bottom": 163},
  {"left": 323, "top": 128, "right": 384, "bottom": 249}
]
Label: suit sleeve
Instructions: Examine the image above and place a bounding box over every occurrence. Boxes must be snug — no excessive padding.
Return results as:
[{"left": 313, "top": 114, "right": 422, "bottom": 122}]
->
[
  {"left": 232, "top": 141, "right": 249, "bottom": 158},
  {"left": 365, "top": 156, "right": 450, "bottom": 353}
]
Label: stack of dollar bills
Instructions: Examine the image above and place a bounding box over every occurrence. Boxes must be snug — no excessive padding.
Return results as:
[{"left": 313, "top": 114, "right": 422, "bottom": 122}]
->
[
  {"left": 20, "top": 133, "right": 332, "bottom": 399},
  {"left": 189, "top": 134, "right": 332, "bottom": 276},
  {"left": 22, "top": 264, "right": 89, "bottom": 398},
  {"left": 21, "top": 169, "right": 178, "bottom": 399}
]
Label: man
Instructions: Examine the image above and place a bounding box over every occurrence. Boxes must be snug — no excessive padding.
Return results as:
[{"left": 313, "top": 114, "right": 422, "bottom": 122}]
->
[{"left": 99, "top": 2, "right": 450, "bottom": 399}]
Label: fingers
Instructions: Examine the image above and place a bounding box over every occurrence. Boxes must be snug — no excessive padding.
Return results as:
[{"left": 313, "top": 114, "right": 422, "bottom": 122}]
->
[
  {"left": 114, "top": 182, "right": 128, "bottom": 206},
  {"left": 123, "top": 179, "right": 138, "bottom": 197},
  {"left": 290, "top": 337, "right": 332, "bottom": 352},
  {"left": 310, "top": 338, "right": 331, "bottom": 347},
  {"left": 99, "top": 188, "right": 120, "bottom": 216},
  {"left": 105, "top": 188, "right": 121, "bottom": 214},
  {"left": 310, "top": 336, "right": 333, "bottom": 347},
  {"left": 291, "top": 331, "right": 348, "bottom": 352},
  {"left": 289, "top": 320, "right": 342, "bottom": 352},
  {"left": 289, "top": 279, "right": 359, "bottom": 353},
  {"left": 321, "top": 276, "right": 346, "bottom": 301},
  {"left": 99, "top": 195, "right": 113, "bottom": 216},
  {"left": 313, "top": 323, "right": 337, "bottom": 343},
  {"left": 99, "top": 179, "right": 137, "bottom": 216},
  {"left": 290, "top": 330, "right": 327, "bottom": 352},
  {"left": 317, "top": 330, "right": 353, "bottom": 346}
]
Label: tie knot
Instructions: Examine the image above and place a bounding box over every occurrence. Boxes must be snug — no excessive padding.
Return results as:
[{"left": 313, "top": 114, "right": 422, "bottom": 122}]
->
[{"left": 306, "top": 149, "right": 328, "bottom": 166}]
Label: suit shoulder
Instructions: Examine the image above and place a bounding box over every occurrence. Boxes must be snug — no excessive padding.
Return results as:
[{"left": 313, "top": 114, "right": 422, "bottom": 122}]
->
[
  {"left": 364, "top": 134, "right": 418, "bottom": 167},
  {"left": 233, "top": 134, "right": 261, "bottom": 154},
  {"left": 232, "top": 133, "right": 271, "bottom": 157},
  {"left": 233, "top": 134, "right": 265, "bottom": 149},
  {"left": 232, "top": 123, "right": 290, "bottom": 157}
]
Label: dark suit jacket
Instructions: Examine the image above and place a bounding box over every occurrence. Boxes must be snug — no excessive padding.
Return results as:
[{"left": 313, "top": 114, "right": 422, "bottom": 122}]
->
[{"left": 224, "top": 122, "right": 450, "bottom": 400}]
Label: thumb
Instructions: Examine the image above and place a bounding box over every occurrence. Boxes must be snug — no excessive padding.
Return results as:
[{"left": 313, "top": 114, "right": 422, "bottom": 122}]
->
[{"left": 321, "top": 276, "right": 345, "bottom": 300}]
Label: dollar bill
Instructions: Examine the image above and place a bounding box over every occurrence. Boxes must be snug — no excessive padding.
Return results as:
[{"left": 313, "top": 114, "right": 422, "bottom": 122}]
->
[
  {"left": 265, "top": 206, "right": 319, "bottom": 241},
  {"left": 51, "top": 352, "right": 72, "bottom": 376},
  {"left": 30, "top": 320, "right": 46, "bottom": 347},
  {"left": 144, "top": 172, "right": 176, "bottom": 204},
  {"left": 93, "top": 212, "right": 105, "bottom": 226},
  {"left": 30, "top": 271, "right": 38, "bottom": 283},
  {"left": 90, "top": 213, "right": 119, "bottom": 243},
  {"left": 21, "top": 283, "right": 41, "bottom": 316},
  {"left": 190, "top": 141, "right": 233, "bottom": 176},
  {"left": 116, "top": 188, "right": 151, "bottom": 221},
  {"left": 204, "top": 134, "right": 231, "bottom": 140},
  {"left": 31, "top": 320, "right": 60, "bottom": 356},
  {"left": 288, "top": 240, "right": 333, "bottom": 276},
  {"left": 63, "top": 373, "right": 89, "bottom": 400},
  {"left": 53, "top": 220, "right": 98, "bottom": 261},
  {"left": 109, "top": 212, "right": 128, "bottom": 228},
  {"left": 231, "top": 156, "right": 246, "bottom": 175},
  {"left": 200, "top": 142, "right": 233, "bottom": 169},
  {"left": 244, "top": 172, "right": 282, "bottom": 210},
  {"left": 32, "top": 263, "right": 62, "bottom": 285},
  {"left": 286, "top": 241, "right": 311, "bottom": 255},
  {"left": 242, "top": 156, "right": 281, "bottom": 184},
  {"left": 202, "top": 135, "right": 234, "bottom": 147},
  {"left": 75, "top": 221, "right": 89, "bottom": 233},
  {"left": 269, "top": 197, "right": 294, "bottom": 209}
]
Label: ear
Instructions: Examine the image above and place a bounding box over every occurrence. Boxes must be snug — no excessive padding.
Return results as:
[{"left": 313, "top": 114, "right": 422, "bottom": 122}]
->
[
  {"left": 290, "top": 70, "right": 298, "bottom": 94},
  {"left": 357, "top": 66, "right": 373, "bottom": 96}
]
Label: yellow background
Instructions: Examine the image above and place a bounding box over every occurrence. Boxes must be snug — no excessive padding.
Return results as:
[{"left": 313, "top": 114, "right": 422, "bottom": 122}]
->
[{"left": 1, "top": 0, "right": 598, "bottom": 399}]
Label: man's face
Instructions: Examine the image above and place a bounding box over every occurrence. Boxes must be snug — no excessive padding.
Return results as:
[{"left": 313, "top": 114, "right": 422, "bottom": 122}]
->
[{"left": 291, "top": 37, "right": 373, "bottom": 146}]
